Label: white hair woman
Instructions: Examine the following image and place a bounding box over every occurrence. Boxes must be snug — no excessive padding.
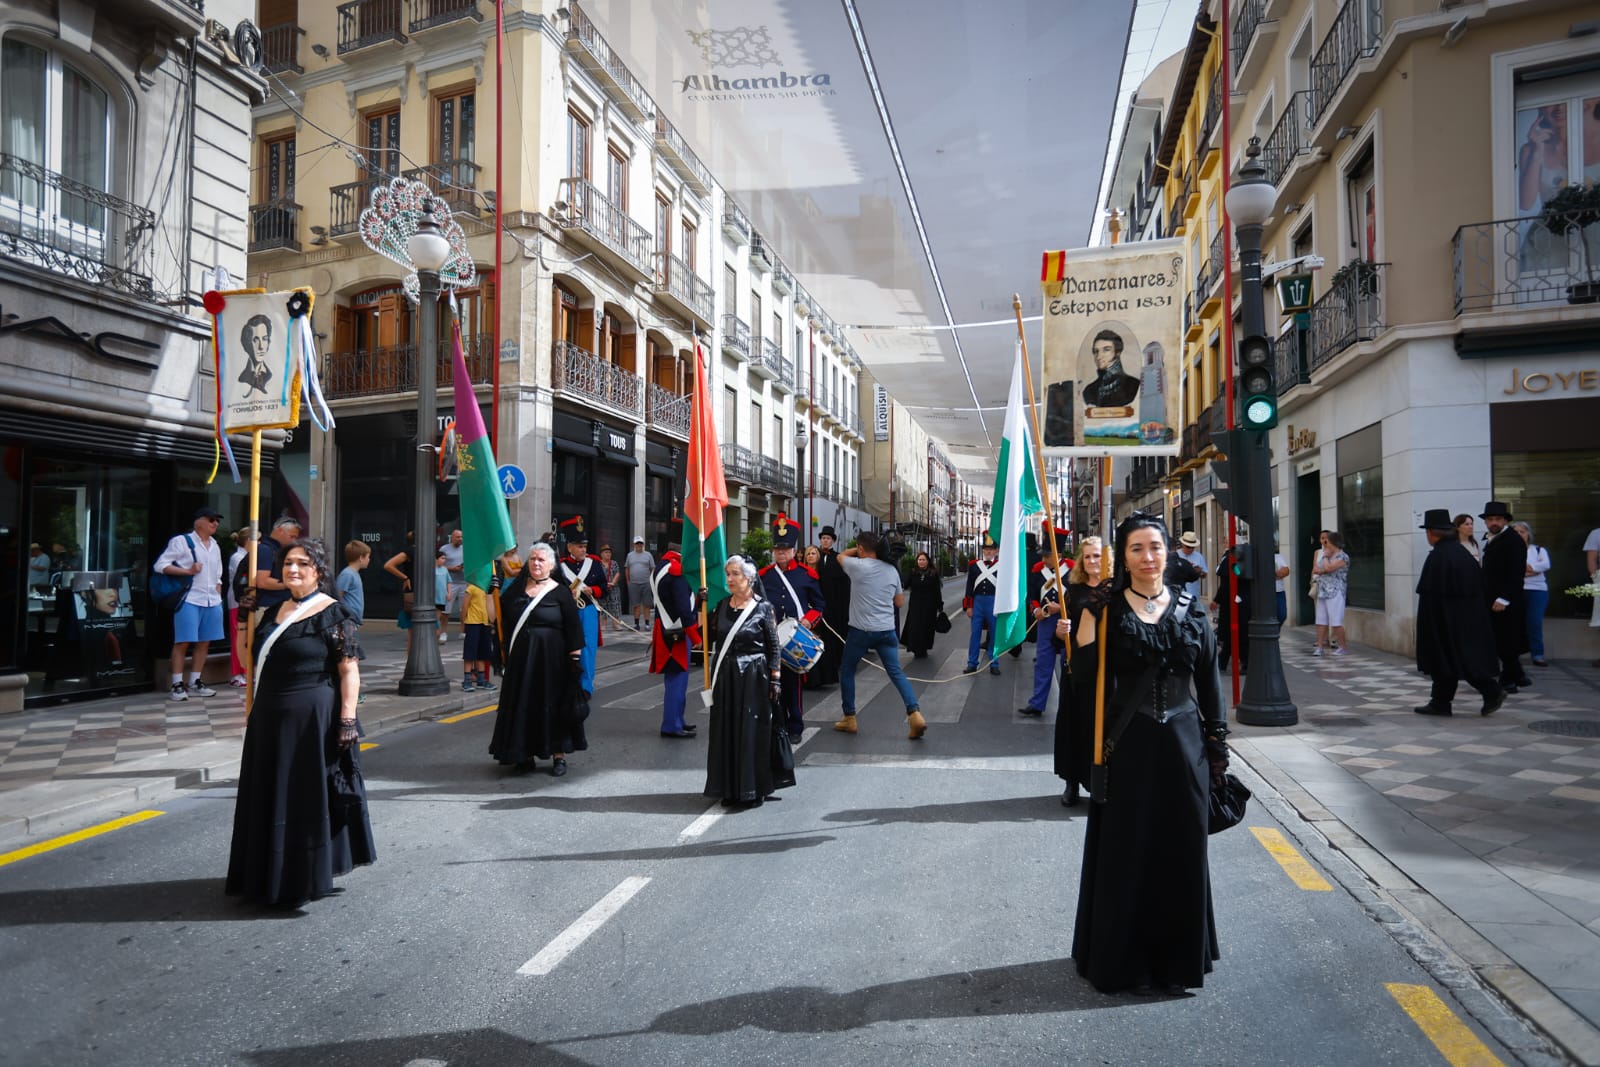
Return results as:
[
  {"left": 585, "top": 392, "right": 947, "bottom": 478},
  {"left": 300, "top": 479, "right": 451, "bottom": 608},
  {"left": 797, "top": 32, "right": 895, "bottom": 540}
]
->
[
  {"left": 489, "top": 542, "right": 585, "bottom": 777},
  {"left": 703, "top": 555, "right": 790, "bottom": 806}
]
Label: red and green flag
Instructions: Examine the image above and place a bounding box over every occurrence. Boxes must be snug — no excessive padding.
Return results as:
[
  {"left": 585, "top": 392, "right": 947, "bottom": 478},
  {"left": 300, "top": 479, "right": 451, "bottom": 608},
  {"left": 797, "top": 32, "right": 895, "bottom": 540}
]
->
[
  {"left": 448, "top": 313, "right": 515, "bottom": 590},
  {"left": 681, "top": 341, "right": 729, "bottom": 607}
]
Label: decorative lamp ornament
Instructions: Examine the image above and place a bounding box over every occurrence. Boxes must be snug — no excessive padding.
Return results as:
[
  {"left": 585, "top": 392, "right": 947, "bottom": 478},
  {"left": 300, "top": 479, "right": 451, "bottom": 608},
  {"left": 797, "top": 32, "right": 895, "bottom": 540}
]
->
[{"left": 357, "top": 176, "right": 475, "bottom": 303}]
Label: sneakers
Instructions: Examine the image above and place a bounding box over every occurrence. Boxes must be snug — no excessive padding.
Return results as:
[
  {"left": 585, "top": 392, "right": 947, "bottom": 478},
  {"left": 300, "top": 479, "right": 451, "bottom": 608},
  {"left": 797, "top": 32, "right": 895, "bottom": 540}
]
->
[
  {"left": 476, "top": 679, "right": 497, "bottom": 693},
  {"left": 188, "top": 682, "right": 217, "bottom": 698},
  {"left": 833, "top": 714, "right": 858, "bottom": 734},
  {"left": 1312, "top": 646, "right": 1324, "bottom": 657},
  {"left": 907, "top": 709, "right": 927, "bottom": 739},
  {"left": 169, "top": 682, "right": 188, "bottom": 701},
  {"left": 229, "top": 674, "right": 247, "bottom": 688},
  {"left": 1332, "top": 647, "right": 1347, "bottom": 657},
  {"left": 461, "top": 680, "right": 476, "bottom": 692},
  {"left": 438, "top": 632, "right": 448, "bottom": 644}
]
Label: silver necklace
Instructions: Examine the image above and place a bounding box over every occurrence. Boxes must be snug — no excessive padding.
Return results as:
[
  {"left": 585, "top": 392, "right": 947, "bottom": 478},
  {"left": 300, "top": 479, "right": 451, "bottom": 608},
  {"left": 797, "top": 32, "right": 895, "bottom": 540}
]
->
[{"left": 1132, "top": 586, "right": 1163, "bottom": 615}]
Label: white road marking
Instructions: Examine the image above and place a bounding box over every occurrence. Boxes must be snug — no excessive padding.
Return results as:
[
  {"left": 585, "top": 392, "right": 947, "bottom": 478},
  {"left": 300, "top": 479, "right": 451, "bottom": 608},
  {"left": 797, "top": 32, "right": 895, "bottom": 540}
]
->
[
  {"left": 516, "top": 876, "right": 651, "bottom": 976},
  {"left": 803, "top": 752, "right": 1054, "bottom": 772},
  {"left": 678, "top": 808, "right": 724, "bottom": 839}
]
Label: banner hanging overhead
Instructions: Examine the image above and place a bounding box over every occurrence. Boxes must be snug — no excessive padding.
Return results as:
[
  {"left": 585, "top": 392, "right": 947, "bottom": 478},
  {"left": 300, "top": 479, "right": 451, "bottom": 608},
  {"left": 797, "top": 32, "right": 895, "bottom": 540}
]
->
[{"left": 1039, "top": 240, "right": 1184, "bottom": 456}]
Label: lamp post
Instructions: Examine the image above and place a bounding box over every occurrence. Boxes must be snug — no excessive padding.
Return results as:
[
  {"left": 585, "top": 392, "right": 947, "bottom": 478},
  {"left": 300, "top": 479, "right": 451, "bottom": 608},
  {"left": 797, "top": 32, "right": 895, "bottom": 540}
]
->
[
  {"left": 398, "top": 209, "right": 452, "bottom": 696},
  {"left": 794, "top": 421, "right": 810, "bottom": 542},
  {"left": 1225, "top": 139, "right": 1297, "bottom": 726}
]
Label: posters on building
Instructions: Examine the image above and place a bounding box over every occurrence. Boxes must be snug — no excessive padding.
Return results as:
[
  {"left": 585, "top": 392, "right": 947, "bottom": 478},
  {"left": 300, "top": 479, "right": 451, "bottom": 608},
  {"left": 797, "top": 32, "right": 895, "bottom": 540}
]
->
[{"left": 1040, "top": 240, "right": 1184, "bottom": 456}]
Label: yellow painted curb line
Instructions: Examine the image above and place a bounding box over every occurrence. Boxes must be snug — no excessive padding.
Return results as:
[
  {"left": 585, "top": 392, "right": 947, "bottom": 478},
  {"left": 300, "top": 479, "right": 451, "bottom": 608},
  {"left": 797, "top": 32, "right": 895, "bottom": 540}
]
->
[
  {"left": 1250, "top": 826, "right": 1333, "bottom": 891},
  {"left": 359, "top": 742, "right": 379, "bottom": 751},
  {"left": 1387, "top": 983, "right": 1505, "bottom": 1067},
  {"left": 0, "top": 810, "right": 165, "bottom": 869},
  {"left": 439, "top": 704, "right": 497, "bottom": 724}
]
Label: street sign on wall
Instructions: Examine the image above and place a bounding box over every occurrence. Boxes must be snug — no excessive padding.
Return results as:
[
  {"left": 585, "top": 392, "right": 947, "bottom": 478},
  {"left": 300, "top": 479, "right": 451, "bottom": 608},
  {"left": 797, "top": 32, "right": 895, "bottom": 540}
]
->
[
  {"left": 1277, "top": 274, "right": 1313, "bottom": 313},
  {"left": 873, "top": 384, "right": 890, "bottom": 441}
]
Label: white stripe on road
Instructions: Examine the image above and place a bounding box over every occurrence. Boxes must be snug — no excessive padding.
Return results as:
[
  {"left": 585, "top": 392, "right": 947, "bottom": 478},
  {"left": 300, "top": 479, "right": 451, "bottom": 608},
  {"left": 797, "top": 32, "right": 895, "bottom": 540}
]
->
[
  {"left": 516, "top": 876, "right": 651, "bottom": 976},
  {"left": 676, "top": 727, "right": 819, "bottom": 841},
  {"left": 803, "top": 752, "right": 1054, "bottom": 772}
]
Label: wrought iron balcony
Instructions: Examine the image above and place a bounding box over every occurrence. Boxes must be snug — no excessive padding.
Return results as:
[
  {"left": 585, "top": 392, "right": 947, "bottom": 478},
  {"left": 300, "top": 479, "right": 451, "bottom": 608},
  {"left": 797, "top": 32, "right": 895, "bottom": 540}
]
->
[
  {"left": 1232, "top": 0, "right": 1267, "bottom": 76},
  {"left": 751, "top": 337, "right": 790, "bottom": 384},
  {"left": 565, "top": 1, "right": 654, "bottom": 122},
  {"left": 404, "top": 161, "right": 483, "bottom": 217},
  {"left": 552, "top": 340, "right": 643, "bottom": 417},
  {"left": 0, "top": 152, "right": 156, "bottom": 299},
  {"left": 249, "top": 199, "right": 301, "bottom": 253},
  {"left": 329, "top": 177, "right": 383, "bottom": 237},
  {"left": 721, "top": 313, "right": 751, "bottom": 361},
  {"left": 261, "top": 23, "right": 304, "bottom": 74},
  {"left": 1309, "top": 0, "right": 1384, "bottom": 128},
  {"left": 1308, "top": 261, "right": 1387, "bottom": 370},
  {"left": 321, "top": 333, "right": 493, "bottom": 400},
  {"left": 1261, "top": 90, "right": 1314, "bottom": 187},
  {"left": 646, "top": 382, "right": 690, "bottom": 439},
  {"left": 749, "top": 233, "right": 773, "bottom": 274},
  {"left": 771, "top": 260, "right": 794, "bottom": 296},
  {"left": 337, "top": 0, "right": 407, "bottom": 55},
  {"left": 1453, "top": 213, "right": 1600, "bottom": 314},
  {"left": 1207, "top": 228, "right": 1227, "bottom": 295},
  {"left": 654, "top": 112, "right": 711, "bottom": 197},
  {"left": 410, "top": 0, "right": 481, "bottom": 33},
  {"left": 1199, "top": 67, "right": 1221, "bottom": 157},
  {"left": 1194, "top": 257, "right": 1215, "bottom": 305},
  {"left": 1276, "top": 323, "right": 1310, "bottom": 394},
  {"left": 756, "top": 454, "right": 796, "bottom": 493},
  {"left": 721, "top": 443, "right": 760, "bottom": 485},
  {"left": 722, "top": 202, "right": 750, "bottom": 245},
  {"left": 653, "top": 251, "right": 713, "bottom": 326},
  {"left": 556, "top": 177, "right": 653, "bottom": 279}
]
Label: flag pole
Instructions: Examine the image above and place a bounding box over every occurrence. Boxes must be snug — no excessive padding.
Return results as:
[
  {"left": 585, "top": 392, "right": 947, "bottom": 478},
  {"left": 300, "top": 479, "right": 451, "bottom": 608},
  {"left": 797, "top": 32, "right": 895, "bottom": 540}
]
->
[
  {"left": 1012, "top": 295, "right": 1065, "bottom": 610},
  {"left": 1090, "top": 454, "right": 1113, "bottom": 802},
  {"left": 693, "top": 337, "right": 710, "bottom": 691},
  {"left": 243, "top": 429, "right": 262, "bottom": 719}
]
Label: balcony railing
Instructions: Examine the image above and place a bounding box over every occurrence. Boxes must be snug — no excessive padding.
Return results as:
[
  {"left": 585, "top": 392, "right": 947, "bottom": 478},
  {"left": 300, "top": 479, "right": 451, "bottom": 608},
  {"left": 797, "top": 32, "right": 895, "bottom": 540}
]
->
[
  {"left": 655, "top": 112, "right": 710, "bottom": 197},
  {"left": 722, "top": 202, "right": 750, "bottom": 245},
  {"left": 1309, "top": 0, "right": 1384, "bottom": 128},
  {"left": 249, "top": 199, "right": 300, "bottom": 253},
  {"left": 404, "top": 161, "right": 482, "bottom": 217},
  {"left": 337, "top": 0, "right": 406, "bottom": 54},
  {"left": 752, "top": 337, "right": 791, "bottom": 384},
  {"left": 647, "top": 383, "right": 690, "bottom": 438},
  {"left": 1194, "top": 257, "right": 1214, "bottom": 304},
  {"left": 410, "top": 0, "right": 481, "bottom": 33},
  {"left": 771, "top": 261, "right": 794, "bottom": 296},
  {"left": 1261, "top": 90, "right": 1314, "bottom": 187},
  {"left": 261, "top": 22, "right": 303, "bottom": 74},
  {"left": 1308, "top": 261, "right": 1387, "bottom": 370},
  {"left": 1276, "top": 324, "right": 1310, "bottom": 394},
  {"left": 721, "top": 443, "right": 760, "bottom": 485},
  {"left": 552, "top": 340, "right": 642, "bottom": 416},
  {"left": 721, "top": 313, "right": 750, "bottom": 361},
  {"left": 653, "top": 251, "right": 713, "bottom": 324},
  {"left": 1199, "top": 67, "right": 1221, "bottom": 155},
  {"left": 557, "top": 177, "right": 653, "bottom": 278},
  {"left": 0, "top": 152, "right": 156, "bottom": 299},
  {"left": 1207, "top": 229, "right": 1226, "bottom": 293},
  {"left": 756, "top": 454, "right": 796, "bottom": 493},
  {"left": 749, "top": 233, "right": 773, "bottom": 274},
  {"left": 1453, "top": 213, "right": 1600, "bottom": 314},
  {"left": 1232, "top": 0, "right": 1267, "bottom": 76},
  {"left": 322, "top": 333, "right": 493, "bottom": 400},
  {"left": 329, "top": 176, "right": 383, "bottom": 237},
  {"left": 565, "top": 1, "right": 654, "bottom": 122}
]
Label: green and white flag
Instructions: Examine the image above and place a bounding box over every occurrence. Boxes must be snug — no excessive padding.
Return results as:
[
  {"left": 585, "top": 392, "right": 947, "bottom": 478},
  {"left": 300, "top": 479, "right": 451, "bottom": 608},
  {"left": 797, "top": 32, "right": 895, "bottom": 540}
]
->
[{"left": 989, "top": 342, "right": 1043, "bottom": 656}]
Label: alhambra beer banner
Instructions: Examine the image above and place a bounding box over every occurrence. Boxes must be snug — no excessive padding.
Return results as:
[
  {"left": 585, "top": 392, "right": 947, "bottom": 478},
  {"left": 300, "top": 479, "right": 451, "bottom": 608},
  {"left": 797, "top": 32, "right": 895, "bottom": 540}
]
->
[{"left": 1039, "top": 240, "right": 1184, "bottom": 456}]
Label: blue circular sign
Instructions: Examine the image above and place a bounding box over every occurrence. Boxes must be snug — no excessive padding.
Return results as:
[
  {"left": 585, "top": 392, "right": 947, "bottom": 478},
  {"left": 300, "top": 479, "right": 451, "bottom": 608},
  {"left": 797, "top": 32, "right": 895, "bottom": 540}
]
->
[{"left": 497, "top": 464, "right": 527, "bottom": 499}]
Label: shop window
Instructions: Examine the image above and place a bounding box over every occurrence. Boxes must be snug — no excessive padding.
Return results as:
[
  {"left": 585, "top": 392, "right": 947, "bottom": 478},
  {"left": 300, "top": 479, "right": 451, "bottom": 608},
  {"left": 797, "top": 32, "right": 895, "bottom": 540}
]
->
[
  {"left": 433, "top": 87, "right": 474, "bottom": 166},
  {"left": 365, "top": 107, "right": 401, "bottom": 180},
  {"left": 1335, "top": 423, "right": 1384, "bottom": 611}
]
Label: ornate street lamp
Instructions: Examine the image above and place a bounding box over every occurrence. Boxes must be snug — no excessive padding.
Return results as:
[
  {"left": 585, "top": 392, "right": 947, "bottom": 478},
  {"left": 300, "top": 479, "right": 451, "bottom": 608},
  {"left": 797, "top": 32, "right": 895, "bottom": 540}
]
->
[{"left": 795, "top": 421, "right": 810, "bottom": 541}]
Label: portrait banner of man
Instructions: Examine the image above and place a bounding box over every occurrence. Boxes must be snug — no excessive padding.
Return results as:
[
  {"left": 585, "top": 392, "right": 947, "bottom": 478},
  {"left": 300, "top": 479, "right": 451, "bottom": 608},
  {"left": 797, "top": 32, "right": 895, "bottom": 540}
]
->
[
  {"left": 1039, "top": 241, "right": 1184, "bottom": 455},
  {"left": 205, "top": 287, "right": 328, "bottom": 434}
]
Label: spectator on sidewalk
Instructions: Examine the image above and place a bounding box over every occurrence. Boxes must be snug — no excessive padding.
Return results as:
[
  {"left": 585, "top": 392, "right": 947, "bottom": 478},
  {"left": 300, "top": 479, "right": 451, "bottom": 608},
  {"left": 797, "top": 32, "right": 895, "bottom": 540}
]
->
[
  {"left": 1169, "top": 531, "right": 1208, "bottom": 604},
  {"left": 226, "top": 527, "right": 250, "bottom": 687},
  {"left": 461, "top": 581, "right": 496, "bottom": 693},
  {"left": 155, "top": 507, "right": 226, "bottom": 701},
  {"left": 433, "top": 552, "right": 450, "bottom": 645},
  {"left": 1516, "top": 522, "right": 1551, "bottom": 668},
  {"left": 383, "top": 532, "right": 416, "bottom": 653},
  {"left": 254, "top": 516, "right": 303, "bottom": 615},
  {"left": 1480, "top": 501, "right": 1530, "bottom": 692},
  {"left": 335, "top": 541, "right": 371, "bottom": 627},
  {"left": 1454, "top": 514, "right": 1482, "bottom": 564},
  {"left": 625, "top": 536, "right": 655, "bottom": 632},
  {"left": 598, "top": 544, "right": 624, "bottom": 634},
  {"left": 1414, "top": 509, "right": 1503, "bottom": 717},
  {"left": 1274, "top": 547, "right": 1290, "bottom": 624},
  {"left": 1312, "top": 530, "right": 1350, "bottom": 656},
  {"left": 439, "top": 529, "right": 465, "bottom": 642},
  {"left": 1586, "top": 524, "right": 1600, "bottom": 665}
]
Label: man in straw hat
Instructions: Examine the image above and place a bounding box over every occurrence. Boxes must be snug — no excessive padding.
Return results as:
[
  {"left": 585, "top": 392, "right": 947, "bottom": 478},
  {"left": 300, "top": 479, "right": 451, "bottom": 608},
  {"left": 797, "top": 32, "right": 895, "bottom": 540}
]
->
[{"left": 1414, "top": 508, "right": 1504, "bottom": 717}]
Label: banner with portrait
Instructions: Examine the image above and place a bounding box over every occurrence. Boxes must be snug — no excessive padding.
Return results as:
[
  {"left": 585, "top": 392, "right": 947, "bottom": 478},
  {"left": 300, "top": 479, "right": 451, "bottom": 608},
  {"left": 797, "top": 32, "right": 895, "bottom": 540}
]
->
[
  {"left": 205, "top": 287, "right": 333, "bottom": 434},
  {"left": 1039, "top": 240, "right": 1184, "bottom": 456}
]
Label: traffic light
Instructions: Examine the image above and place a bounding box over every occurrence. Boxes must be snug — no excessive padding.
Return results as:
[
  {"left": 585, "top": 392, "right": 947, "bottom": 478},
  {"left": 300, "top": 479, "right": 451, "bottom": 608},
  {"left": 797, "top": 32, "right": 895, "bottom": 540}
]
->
[
  {"left": 1238, "top": 333, "right": 1278, "bottom": 431},
  {"left": 1210, "top": 428, "right": 1244, "bottom": 520}
]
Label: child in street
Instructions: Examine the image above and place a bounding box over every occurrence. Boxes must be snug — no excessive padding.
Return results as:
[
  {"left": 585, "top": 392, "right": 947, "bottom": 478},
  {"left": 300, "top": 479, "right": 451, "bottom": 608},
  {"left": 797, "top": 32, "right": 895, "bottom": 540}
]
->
[
  {"left": 336, "top": 540, "right": 371, "bottom": 701},
  {"left": 434, "top": 551, "right": 449, "bottom": 644},
  {"left": 461, "top": 581, "right": 496, "bottom": 692}
]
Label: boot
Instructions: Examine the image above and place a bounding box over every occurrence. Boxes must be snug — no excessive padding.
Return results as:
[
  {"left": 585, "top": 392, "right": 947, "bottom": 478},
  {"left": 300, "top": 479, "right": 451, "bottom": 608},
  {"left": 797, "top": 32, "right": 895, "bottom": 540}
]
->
[
  {"left": 833, "top": 714, "right": 858, "bottom": 734},
  {"left": 906, "top": 709, "right": 927, "bottom": 739}
]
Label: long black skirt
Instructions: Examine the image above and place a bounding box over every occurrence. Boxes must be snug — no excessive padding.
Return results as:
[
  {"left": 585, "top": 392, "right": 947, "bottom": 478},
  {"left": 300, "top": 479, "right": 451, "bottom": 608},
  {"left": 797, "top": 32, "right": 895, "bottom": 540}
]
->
[{"left": 705, "top": 653, "right": 795, "bottom": 802}]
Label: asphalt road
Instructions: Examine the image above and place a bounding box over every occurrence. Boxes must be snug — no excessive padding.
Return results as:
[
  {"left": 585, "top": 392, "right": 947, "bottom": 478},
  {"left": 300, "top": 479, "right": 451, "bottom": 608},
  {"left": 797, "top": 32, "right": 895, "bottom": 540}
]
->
[{"left": 0, "top": 630, "right": 1564, "bottom": 1066}]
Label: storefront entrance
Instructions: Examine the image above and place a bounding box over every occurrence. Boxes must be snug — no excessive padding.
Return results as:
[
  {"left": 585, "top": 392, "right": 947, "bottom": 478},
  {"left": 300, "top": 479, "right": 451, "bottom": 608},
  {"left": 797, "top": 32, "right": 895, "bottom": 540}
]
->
[{"left": 1296, "top": 469, "right": 1321, "bottom": 626}]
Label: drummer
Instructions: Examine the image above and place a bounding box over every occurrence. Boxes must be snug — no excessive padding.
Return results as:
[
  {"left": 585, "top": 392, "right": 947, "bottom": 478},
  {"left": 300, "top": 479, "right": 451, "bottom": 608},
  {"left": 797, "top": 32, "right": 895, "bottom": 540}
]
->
[{"left": 759, "top": 513, "right": 826, "bottom": 743}]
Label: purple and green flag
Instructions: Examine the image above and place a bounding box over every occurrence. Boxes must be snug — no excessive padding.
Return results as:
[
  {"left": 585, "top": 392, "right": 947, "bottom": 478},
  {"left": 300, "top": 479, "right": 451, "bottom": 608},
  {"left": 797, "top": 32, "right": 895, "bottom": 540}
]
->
[{"left": 448, "top": 314, "right": 515, "bottom": 590}]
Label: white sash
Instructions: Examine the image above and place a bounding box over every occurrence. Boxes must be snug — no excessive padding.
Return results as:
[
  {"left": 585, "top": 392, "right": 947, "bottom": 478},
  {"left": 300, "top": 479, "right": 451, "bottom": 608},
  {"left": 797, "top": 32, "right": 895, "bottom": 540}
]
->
[
  {"left": 651, "top": 563, "right": 684, "bottom": 631},
  {"left": 772, "top": 564, "right": 804, "bottom": 621},
  {"left": 975, "top": 560, "right": 998, "bottom": 589},
  {"left": 562, "top": 558, "right": 596, "bottom": 608},
  {"left": 702, "top": 598, "right": 761, "bottom": 708},
  {"left": 251, "top": 593, "right": 335, "bottom": 695},
  {"left": 508, "top": 581, "right": 557, "bottom": 653}
]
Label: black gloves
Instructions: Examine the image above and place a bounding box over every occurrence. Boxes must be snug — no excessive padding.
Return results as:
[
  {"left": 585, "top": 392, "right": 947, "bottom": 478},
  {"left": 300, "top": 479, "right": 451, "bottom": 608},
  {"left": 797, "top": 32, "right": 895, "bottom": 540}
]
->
[
  {"left": 768, "top": 679, "right": 782, "bottom": 705},
  {"left": 338, "top": 719, "right": 360, "bottom": 749},
  {"left": 1202, "top": 720, "right": 1230, "bottom": 781},
  {"left": 567, "top": 656, "right": 582, "bottom": 678}
]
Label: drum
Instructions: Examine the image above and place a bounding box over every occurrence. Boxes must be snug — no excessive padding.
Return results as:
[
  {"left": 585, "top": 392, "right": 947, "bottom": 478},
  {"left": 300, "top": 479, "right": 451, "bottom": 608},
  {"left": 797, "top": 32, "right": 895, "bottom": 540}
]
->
[{"left": 777, "top": 617, "right": 824, "bottom": 674}]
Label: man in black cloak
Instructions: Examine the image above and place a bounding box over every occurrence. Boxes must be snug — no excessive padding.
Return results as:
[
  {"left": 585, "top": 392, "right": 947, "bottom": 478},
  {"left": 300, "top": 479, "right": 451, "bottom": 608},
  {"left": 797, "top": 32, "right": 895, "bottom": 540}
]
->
[
  {"left": 807, "top": 526, "right": 848, "bottom": 689},
  {"left": 1478, "top": 500, "right": 1531, "bottom": 692},
  {"left": 1414, "top": 508, "right": 1504, "bottom": 717}
]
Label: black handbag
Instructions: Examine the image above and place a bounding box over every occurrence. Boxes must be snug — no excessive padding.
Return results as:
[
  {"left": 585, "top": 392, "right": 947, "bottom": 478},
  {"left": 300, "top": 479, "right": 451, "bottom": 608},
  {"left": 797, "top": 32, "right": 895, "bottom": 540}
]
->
[
  {"left": 933, "top": 609, "right": 952, "bottom": 634},
  {"left": 1208, "top": 773, "right": 1251, "bottom": 834}
]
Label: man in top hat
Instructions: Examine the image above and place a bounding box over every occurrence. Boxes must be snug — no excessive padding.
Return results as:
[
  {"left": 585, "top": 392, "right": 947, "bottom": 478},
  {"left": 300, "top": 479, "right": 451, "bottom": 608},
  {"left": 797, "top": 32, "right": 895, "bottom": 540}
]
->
[
  {"left": 964, "top": 532, "right": 1003, "bottom": 675},
  {"left": 649, "top": 542, "right": 700, "bottom": 738},
  {"left": 1021, "top": 526, "right": 1074, "bottom": 715},
  {"left": 809, "top": 525, "right": 849, "bottom": 689},
  {"left": 558, "top": 515, "right": 608, "bottom": 697},
  {"left": 761, "top": 514, "right": 826, "bottom": 742},
  {"left": 1415, "top": 508, "right": 1504, "bottom": 717},
  {"left": 1478, "top": 500, "right": 1532, "bottom": 692}
]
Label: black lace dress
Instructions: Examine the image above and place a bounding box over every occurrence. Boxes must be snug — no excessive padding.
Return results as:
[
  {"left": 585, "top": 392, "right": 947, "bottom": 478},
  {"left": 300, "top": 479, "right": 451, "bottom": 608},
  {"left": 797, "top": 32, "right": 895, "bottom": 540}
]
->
[
  {"left": 1054, "top": 582, "right": 1100, "bottom": 790},
  {"left": 491, "top": 579, "right": 584, "bottom": 765},
  {"left": 227, "top": 601, "right": 375, "bottom": 907},
  {"left": 704, "top": 597, "right": 789, "bottom": 802},
  {"left": 1071, "top": 590, "right": 1224, "bottom": 993}
]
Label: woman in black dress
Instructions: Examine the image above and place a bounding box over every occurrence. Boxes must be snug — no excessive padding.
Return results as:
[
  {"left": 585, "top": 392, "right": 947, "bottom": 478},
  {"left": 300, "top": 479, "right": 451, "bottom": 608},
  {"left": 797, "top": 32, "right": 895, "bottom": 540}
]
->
[
  {"left": 227, "top": 538, "right": 374, "bottom": 908},
  {"left": 491, "top": 542, "right": 584, "bottom": 776},
  {"left": 1071, "top": 512, "right": 1228, "bottom": 995},
  {"left": 704, "top": 555, "right": 789, "bottom": 807},
  {"left": 900, "top": 551, "right": 942, "bottom": 659},
  {"left": 1053, "top": 535, "right": 1104, "bottom": 807}
]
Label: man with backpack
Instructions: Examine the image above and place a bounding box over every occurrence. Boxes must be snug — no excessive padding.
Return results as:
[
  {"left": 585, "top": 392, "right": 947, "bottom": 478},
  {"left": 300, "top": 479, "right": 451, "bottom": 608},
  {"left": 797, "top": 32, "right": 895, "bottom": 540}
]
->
[{"left": 154, "top": 506, "right": 226, "bottom": 701}]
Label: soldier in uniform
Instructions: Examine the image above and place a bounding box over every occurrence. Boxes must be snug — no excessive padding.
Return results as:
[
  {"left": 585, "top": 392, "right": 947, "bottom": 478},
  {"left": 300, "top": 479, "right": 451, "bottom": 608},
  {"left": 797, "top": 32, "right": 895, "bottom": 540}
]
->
[
  {"left": 557, "top": 515, "right": 608, "bottom": 698},
  {"left": 650, "top": 543, "right": 700, "bottom": 738},
  {"left": 964, "top": 532, "right": 1002, "bottom": 675},
  {"left": 1021, "top": 527, "right": 1074, "bottom": 716},
  {"left": 809, "top": 525, "right": 849, "bottom": 690},
  {"left": 760, "top": 514, "right": 826, "bottom": 743}
]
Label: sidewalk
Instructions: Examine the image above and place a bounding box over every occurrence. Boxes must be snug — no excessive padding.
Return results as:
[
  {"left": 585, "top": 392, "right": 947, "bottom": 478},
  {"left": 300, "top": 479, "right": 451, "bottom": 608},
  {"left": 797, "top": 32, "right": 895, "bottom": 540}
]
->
[
  {"left": 1237, "top": 626, "right": 1600, "bottom": 1065},
  {"left": 0, "top": 620, "right": 654, "bottom": 848}
]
